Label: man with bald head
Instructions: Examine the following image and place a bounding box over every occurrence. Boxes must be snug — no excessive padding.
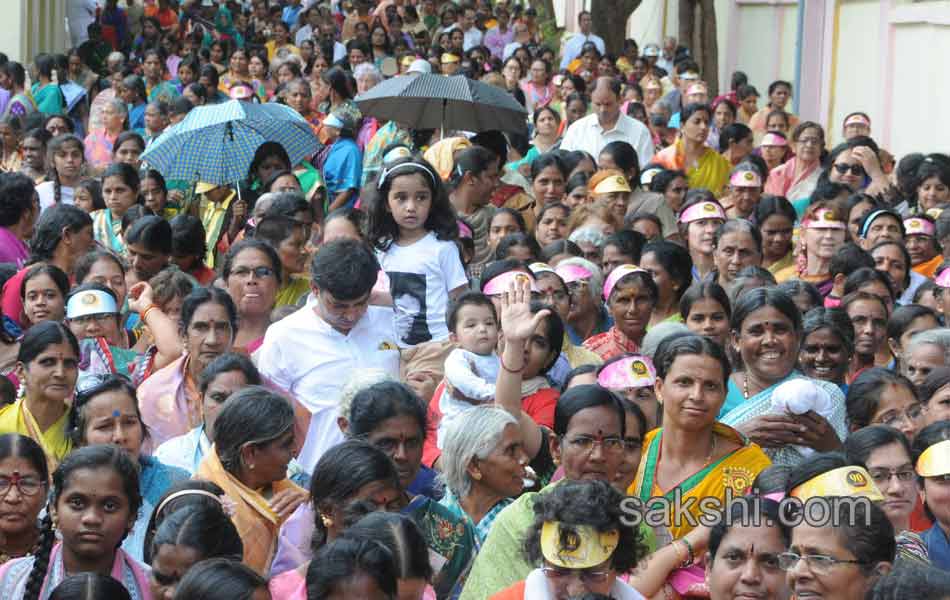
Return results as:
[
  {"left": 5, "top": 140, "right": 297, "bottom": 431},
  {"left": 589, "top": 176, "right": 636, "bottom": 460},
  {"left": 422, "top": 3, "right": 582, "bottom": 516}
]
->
[{"left": 560, "top": 76, "right": 655, "bottom": 168}]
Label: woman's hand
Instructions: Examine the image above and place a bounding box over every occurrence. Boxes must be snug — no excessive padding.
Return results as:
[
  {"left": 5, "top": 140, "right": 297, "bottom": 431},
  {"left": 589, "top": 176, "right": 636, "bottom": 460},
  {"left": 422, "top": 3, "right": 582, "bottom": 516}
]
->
[
  {"left": 269, "top": 487, "right": 309, "bottom": 521},
  {"left": 735, "top": 414, "right": 804, "bottom": 448},
  {"left": 127, "top": 281, "right": 155, "bottom": 315},
  {"left": 851, "top": 145, "right": 885, "bottom": 181},
  {"left": 793, "top": 411, "right": 842, "bottom": 452},
  {"left": 500, "top": 276, "right": 549, "bottom": 343}
]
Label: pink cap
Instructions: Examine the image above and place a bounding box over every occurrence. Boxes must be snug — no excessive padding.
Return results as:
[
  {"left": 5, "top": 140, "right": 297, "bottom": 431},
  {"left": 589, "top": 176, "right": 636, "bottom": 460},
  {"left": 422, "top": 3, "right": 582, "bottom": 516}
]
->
[
  {"left": 761, "top": 132, "right": 788, "bottom": 147},
  {"left": 904, "top": 217, "right": 935, "bottom": 237},
  {"left": 678, "top": 201, "right": 726, "bottom": 224},
  {"left": 936, "top": 269, "right": 950, "bottom": 288},
  {"left": 685, "top": 83, "right": 707, "bottom": 97},
  {"left": 603, "top": 264, "right": 647, "bottom": 300},
  {"left": 555, "top": 263, "right": 593, "bottom": 284},
  {"left": 844, "top": 114, "right": 871, "bottom": 128},
  {"left": 597, "top": 354, "right": 656, "bottom": 390},
  {"left": 483, "top": 270, "right": 538, "bottom": 295},
  {"left": 802, "top": 207, "right": 846, "bottom": 230},
  {"left": 729, "top": 169, "right": 762, "bottom": 188}
]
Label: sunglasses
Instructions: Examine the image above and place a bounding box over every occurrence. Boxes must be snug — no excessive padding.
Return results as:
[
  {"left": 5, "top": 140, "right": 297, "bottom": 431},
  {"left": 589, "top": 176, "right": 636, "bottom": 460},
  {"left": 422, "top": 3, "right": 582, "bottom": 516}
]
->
[{"left": 833, "top": 163, "right": 865, "bottom": 176}]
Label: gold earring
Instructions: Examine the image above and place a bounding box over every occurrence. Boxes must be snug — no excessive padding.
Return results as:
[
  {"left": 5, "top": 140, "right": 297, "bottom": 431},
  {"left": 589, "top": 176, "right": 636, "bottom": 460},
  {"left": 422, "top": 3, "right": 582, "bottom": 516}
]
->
[
  {"left": 472, "top": 471, "right": 482, "bottom": 480},
  {"left": 321, "top": 513, "right": 334, "bottom": 528}
]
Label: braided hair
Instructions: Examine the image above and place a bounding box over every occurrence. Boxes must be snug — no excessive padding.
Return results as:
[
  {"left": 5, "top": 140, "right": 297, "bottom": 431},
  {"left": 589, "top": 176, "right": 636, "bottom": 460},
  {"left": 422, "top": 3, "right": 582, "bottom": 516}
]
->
[
  {"left": 23, "top": 446, "right": 141, "bottom": 600},
  {"left": 46, "top": 134, "right": 84, "bottom": 206}
]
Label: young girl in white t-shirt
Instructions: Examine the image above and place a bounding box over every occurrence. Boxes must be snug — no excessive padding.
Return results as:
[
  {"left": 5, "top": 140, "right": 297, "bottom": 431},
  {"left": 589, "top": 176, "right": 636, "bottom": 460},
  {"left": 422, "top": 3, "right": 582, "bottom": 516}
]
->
[
  {"left": 36, "top": 134, "right": 85, "bottom": 211},
  {"left": 368, "top": 157, "right": 468, "bottom": 349}
]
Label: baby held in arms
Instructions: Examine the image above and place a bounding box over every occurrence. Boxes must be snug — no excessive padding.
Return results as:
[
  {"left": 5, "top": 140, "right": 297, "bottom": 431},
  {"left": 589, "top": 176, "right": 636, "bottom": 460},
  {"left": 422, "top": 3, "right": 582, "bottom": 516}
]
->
[
  {"left": 769, "top": 378, "right": 835, "bottom": 457},
  {"left": 438, "top": 290, "right": 504, "bottom": 447}
]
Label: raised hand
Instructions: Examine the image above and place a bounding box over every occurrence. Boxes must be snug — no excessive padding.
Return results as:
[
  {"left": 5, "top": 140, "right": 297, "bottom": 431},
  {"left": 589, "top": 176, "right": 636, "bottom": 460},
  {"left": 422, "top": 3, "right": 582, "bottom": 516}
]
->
[{"left": 499, "top": 274, "right": 550, "bottom": 343}]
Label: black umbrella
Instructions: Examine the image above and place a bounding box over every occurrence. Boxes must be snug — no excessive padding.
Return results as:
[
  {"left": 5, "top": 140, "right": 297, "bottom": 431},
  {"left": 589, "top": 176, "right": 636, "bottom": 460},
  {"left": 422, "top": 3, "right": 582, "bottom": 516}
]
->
[{"left": 355, "top": 73, "right": 528, "bottom": 134}]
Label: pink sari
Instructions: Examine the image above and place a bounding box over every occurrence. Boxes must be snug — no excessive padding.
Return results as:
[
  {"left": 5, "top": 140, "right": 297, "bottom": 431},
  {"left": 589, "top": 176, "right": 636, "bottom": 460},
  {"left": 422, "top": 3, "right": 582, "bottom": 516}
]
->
[{"left": 137, "top": 354, "right": 199, "bottom": 452}]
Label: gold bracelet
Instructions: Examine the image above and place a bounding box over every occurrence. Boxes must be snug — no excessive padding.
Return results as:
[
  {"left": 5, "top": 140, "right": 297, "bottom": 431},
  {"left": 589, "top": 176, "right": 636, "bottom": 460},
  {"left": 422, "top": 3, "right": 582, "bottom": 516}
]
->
[{"left": 141, "top": 304, "right": 159, "bottom": 323}]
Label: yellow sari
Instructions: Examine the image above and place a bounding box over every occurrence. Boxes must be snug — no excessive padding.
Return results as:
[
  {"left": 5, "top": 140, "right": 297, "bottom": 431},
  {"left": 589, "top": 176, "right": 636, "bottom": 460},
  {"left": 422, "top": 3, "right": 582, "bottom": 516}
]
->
[
  {"left": 654, "top": 139, "right": 731, "bottom": 197},
  {"left": 0, "top": 398, "right": 71, "bottom": 473},
  {"left": 629, "top": 423, "right": 770, "bottom": 542},
  {"left": 196, "top": 445, "right": 306, "bottom": 576}
]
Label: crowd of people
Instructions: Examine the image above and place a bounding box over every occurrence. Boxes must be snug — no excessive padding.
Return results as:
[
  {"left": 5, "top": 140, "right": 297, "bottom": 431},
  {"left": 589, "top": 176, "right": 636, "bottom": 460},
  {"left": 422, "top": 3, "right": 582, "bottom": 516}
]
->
[{"left": 0, "top": 0, "right": 945, "bottom": 598}]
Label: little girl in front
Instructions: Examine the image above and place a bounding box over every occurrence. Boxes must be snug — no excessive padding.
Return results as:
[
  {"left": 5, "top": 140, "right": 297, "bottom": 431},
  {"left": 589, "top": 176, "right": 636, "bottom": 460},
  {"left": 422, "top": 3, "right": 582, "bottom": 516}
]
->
[{"left": 368, "top": 158, "right": 468, "bottom": 376}]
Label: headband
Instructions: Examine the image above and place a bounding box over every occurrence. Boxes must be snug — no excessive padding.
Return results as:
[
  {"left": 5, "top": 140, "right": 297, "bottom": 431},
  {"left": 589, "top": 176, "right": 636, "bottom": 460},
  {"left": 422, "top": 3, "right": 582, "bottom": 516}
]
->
[
  {"left": 66, "top": 289, "right": 119, "bottom": 319},
  {"left": 155, "top": 489, "right": 226, "bottom": 518},
  {"left": 802, "top": 207, "right": 846, "bottom": 230},
  {"left": 528, "top": 262, "right": 556, "bottom": 276},
  {"left": 540, "top": 522, "right": 620, "bottom": 569},
  {"left": 729, "top": 169, "right": 762, "bottom": 188},
  {"left": 377, "top": 162, "right": 437, "bottom": 190},
  {"left": 554, "top": 263, "right": 593, "bottom": 285},
  {"left": 685, "top": 83, "right": 707, "bottom": 96},
  {"left": 678, "top": 201, "right": 726, "bottom": 224},
  {"left": 859, "top": 209, "right": 903, "bottom": 239},
  {"left": 761, "top": 132, "right": 788, "bottom": 147},
  {"left": 597, "top": 355, "right": 656, "bottom": 390},
  {"left": 483, "top": 270, "right": 538, "bottom": 295},
  {"left": 322, "top": 113, "right": 345, "bottom": 129},
  {"left": 603, "top": 264, "right": 647, "bottom": 300},
  {"left": 593, "top": 175, "right": 632, "bottom": 195},
  {"left": 790, "top": 465, "right": 883, "bottom": 501},
  {"left": 937, "top": 269, "right": 950, "bottom": 288},
  {"left": 382, "top": 146, "right": 412, "bottom": 164},
  {"left": 917, "top": 439, "right": 950, "bottom": 477},
  {"left": 844, "top": 114, "right": 871, "bottom": 128},
  {"left": 903, "top": 217, "right": 935, "bottom": 237}
]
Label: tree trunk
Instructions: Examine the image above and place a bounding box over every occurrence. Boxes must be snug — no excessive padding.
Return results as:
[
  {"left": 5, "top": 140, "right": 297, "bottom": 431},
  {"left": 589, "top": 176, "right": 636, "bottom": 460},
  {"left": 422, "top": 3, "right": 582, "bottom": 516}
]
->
[
  {"left": 677, "top": 0, "right": 719, "bottom": 96},
  {"left": 590, "top": 0, "right": 642, "bottom": 56}
]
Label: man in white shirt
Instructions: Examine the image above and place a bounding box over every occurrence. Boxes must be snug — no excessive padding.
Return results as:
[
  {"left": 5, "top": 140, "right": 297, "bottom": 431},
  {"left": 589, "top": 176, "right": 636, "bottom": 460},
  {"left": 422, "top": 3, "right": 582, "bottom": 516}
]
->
[
  {"left": 256, "top": 239, "right": 401, "bottom": 472},
  {"left": 503, "top": 21, "right": 532, "bottom": 61},
  {"left": 561, "top": 77, "right": 656, "bottom": 168},
  {"left": 559, "top": 11, "right": 605, "bottom": 70},
  {"left": 461, "top": 4, "right": 483, "bottom": 51},
  {"left": 319, "top": 20, "right": 348, "bottom": 64}
]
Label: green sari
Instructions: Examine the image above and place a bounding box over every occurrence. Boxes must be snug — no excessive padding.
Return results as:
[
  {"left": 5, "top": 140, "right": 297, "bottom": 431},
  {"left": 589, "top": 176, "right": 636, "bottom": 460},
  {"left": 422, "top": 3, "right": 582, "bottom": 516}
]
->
[{"left": 30, "top": 83, "right": 63, "bottom": 115}]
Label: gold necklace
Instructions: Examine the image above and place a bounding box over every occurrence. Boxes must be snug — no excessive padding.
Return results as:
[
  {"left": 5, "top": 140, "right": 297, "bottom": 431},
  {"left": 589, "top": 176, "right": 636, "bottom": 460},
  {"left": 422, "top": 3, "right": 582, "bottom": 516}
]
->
[{"left": 703, "top": 433, "right": 717, "bottom": 467}]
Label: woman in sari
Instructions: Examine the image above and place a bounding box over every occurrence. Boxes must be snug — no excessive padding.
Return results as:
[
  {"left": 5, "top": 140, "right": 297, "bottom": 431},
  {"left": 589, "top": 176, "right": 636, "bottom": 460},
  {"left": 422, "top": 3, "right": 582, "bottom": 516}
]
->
[
  {"left": 754, "top": 195, "right": 796, "bottom": 274},
  {"left": 530, "top": 264, "right": 604, "bottom": 368},
  {"left": 0, "top": 323, "right": 78, "bottom": 468},
  {"left": 67, "top": 373, "right": 189, "bottom": 561},
  {"left": 0, "top": 446, "right": 152, "bottom": 600},
  {"left": 245, "top": 142, "right": 324, "bottom": 223},
  {"left": 719, "top": 288, "right": 847, "bottom": 466},
  {"left": 251, "top": 217, "right": 310, "bottom": 310},
  {"left": 774, "top": 202, "right": 848, "bottom": 291},
  {"left": 138, "top": 287, "right": 237, "bottom": 449},
  {"left": 83, "top": 99, "right": 127, "bottom": 174},
  {"left": 197, "top": 386, "right": 308, "bottom": 576},
  {"left": 628, "top": 333, "right": 770, "bottom": 596},
  {"left": 654, "top": 103, "right": 731, "bottom": 197},
  {"left": 584, "top": 266, "right": 658, "bottom": 361},
  {"left": 764, "top": 122, "right": 825, "bottom": 209},
  {"left": 91, "top": 163, "right": 139, "bottom": 253},
  {"left": 29, "top": 55, "right": 64, "bottom": 116}
]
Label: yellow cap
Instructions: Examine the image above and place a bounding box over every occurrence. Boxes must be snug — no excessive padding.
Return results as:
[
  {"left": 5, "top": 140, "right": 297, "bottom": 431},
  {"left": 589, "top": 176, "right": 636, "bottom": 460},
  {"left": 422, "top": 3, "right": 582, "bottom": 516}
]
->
[
  {"left": 593, "top": 175, "right": 632, "bottom": 195},
  {"left": 917, "top": 439, "right": 950, "bottom": 477},
  {"left": 790, "top": 466, "right": 884, "bottom": 502},
  {"left": 195, "top": 181, "right": 220, "bottom": 194},
  {"left": 540, "top": 522, "right": 619, "bottom": 569},
  {"left": 441, "top": 53, "right": 460, "bottom": 64}
]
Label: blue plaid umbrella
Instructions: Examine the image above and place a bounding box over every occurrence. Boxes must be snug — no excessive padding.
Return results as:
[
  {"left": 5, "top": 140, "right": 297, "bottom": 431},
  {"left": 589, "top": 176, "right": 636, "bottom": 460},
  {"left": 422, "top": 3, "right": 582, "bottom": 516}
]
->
[{"left": 140, "top": 100, "right": 319, "bottom": 185}]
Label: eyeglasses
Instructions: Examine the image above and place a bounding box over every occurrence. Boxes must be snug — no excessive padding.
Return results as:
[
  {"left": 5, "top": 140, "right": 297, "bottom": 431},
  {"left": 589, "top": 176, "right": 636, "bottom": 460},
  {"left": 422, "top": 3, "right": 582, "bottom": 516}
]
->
[
  {"left": 777, "top": 552, "right": 866, "bottom": 573},
  {"left": 868, "top": 467, "right": 916, "bottom": 485},
  {"left": 833, "top": 163, "right": 865, "bottom": 176},
  {"left": 230, "top": 265, "right": 275, "bottom": 280},
  {"left": 877, "top": 404, "right": 923, "bottom": 428},
  {"left": 563, "top": 434, "right": 625, "bottom": 454},
  {"left": 541, "top": 566, "right": 610, "bottom": 583},
  {"left": 0, "top": 472, "right": 45, "bottom": 498}
]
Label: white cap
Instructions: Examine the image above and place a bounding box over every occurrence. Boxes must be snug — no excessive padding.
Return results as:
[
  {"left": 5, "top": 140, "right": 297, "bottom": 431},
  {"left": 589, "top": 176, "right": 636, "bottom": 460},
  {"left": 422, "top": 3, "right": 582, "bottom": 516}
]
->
[{"left": 407, "top": 59, "right": 432, "bottom": 75}]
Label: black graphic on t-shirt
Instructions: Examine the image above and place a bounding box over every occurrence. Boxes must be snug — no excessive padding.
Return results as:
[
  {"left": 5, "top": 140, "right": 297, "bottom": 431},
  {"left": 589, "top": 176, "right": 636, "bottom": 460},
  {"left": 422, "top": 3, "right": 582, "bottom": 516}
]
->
[{"left": 389, "top": 271, "right": 431, "bottom": 346}]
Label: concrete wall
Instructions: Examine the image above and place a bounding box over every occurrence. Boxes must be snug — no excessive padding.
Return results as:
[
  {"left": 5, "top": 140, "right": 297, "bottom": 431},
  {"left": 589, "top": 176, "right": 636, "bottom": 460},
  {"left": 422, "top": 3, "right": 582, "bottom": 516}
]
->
[{"left": 0, "top": 0, "right": 69, "bottom": 65}]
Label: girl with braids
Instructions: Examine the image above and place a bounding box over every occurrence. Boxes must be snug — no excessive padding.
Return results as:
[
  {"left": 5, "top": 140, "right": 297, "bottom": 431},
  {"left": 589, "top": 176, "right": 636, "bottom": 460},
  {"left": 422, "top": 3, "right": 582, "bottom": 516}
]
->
[
  {"left": 0, "top": 445, "right": 151, "bottom": 600},
  {"left": 91, "top": 163, "right": 141, "bottom": 255},
  {"left": 0, "top": 434, "right": 49, "bottom": 566},
  {"left": 35, "top": 135, "right": 85, "bottom": 211},
  {"left": 0, "top": 323, "right": 80, "bottom": 469},
  {"left": 68, "top": 373, "right": 189, "bottom": 561}
]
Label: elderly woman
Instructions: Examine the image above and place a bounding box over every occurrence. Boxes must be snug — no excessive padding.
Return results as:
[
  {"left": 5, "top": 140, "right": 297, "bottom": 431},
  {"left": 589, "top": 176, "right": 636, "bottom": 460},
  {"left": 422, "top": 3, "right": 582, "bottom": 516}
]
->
[
  {"left": 439, "top": 406, "right": 529, "bottom": 545},
  {"left": 196, "top": 386, "right": 308, "bottom": 575},
  {"left": 775, "top": 202, "right": 847, "bottom": 293},
  {"left": 584, "top": 266, "right": 658, "bottom": 360},
  {"left": 554, "top": 257, "right": 608, "bottom": 343},
  {"left": 353, "top": 63, "right": 382, "bottom": 150},
  {"left": 720, "top": 289, "right": 847, "bottom": 466},
  {"left": 491, "top": 480, "right": 645, "bottom": 599},
  {"left": 83, "top": 98, "right": 127, "bottom": 173},
  {"left": 765, "top": 121, "right": 825, "bottom": 206},
  {"left": 138, "top": 287, "right": 237, "bottom": 448}
]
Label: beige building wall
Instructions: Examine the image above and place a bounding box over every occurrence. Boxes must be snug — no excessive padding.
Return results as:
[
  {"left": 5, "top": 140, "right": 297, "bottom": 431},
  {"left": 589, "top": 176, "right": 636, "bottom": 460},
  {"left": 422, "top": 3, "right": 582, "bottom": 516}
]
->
[{"left": 0, "top": 0, "right": 68, "bottom": 65}]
